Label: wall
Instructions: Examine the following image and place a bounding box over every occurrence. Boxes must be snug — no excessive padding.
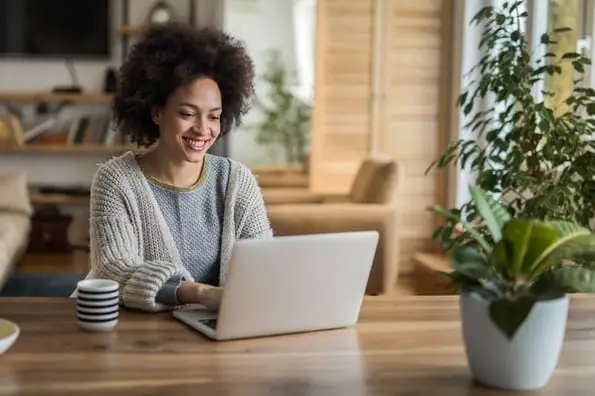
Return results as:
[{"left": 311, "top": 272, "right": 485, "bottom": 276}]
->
[{"left": 222, "top": 0, "right": 299, "bottom": 165}]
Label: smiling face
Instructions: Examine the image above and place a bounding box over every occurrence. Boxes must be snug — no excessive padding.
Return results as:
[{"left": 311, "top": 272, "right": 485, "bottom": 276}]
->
[{"left": 152, "top": 77, "right": 222, "bottom": 163}]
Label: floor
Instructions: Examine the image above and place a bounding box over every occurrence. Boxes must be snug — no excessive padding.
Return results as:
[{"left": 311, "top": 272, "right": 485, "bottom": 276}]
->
[{"left": 14, "top": 252, "right": 416, "bottom": 296}]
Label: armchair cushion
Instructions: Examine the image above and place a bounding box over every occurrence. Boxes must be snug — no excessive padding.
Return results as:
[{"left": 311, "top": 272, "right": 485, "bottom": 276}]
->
[
  {"left": 0, "top": 172, "right": 33, "bottom": 216},
  {"left": 262, "top": 188, "right": 325, "bottom": 205},
  {"left": 267, "top": 203, "right": 398, "bottom": 295},
  {"left": 349, "top": 156, "right": 397, "bottom": 204}
]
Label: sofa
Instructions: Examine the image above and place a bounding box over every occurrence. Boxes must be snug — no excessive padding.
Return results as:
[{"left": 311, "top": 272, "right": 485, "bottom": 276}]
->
[{"left": 0, "top": 172, "right": 33, "bottom": 286}]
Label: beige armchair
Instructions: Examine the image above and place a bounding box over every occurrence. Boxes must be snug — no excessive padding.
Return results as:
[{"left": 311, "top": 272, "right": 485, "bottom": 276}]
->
[
  {"left": 266, "top": 155, "right": 401, "bottom": 295},
  {"left": 0, "top": 172, "right": 33, "bottom": 286}
]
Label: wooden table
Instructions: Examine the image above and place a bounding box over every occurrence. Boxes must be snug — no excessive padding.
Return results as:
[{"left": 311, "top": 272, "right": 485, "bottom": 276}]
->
[{"left": 0, "top": 296, "right": 594, "bottom": 395}]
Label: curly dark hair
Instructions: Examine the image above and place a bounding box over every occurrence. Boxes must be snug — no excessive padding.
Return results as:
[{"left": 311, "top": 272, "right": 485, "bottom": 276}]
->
[{"left": 112, "top": 23, "right": 255, "bottom": 147}]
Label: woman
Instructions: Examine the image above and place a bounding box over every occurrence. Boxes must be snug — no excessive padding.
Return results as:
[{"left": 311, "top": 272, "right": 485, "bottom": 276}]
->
[{"left": 83, "top": 23, "right": 272, "bottom": 313}]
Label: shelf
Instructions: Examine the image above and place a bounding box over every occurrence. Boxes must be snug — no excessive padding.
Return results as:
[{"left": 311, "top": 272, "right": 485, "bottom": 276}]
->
[
  {"left": 30, "top": 192, "right": 89, "bottom": 206},
  {"left": 118, "top": 25, "right": 145, "bottom": 36},
  {"left": 0, "top": 144, "right": 139, "bottom": 154},
  {"left": 0, "top": 92, "right": 113, "bottom": 103}
]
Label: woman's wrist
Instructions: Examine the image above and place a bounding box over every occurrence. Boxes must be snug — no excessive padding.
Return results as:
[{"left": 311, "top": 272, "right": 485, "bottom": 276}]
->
[
  {"left": 176, "top": 281, "right": 216, "bottom": 305},
  {"left": 176, "top": 281, "right": 201, "bottom": 304}
]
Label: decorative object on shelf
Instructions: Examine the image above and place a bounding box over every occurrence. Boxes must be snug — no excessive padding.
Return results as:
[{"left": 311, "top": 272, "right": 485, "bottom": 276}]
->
[
  {"left": 248, "top": 50, "right": 311, "bottom": 165},
  {"left": 0, "top": 115, "right": 24, "bottom": 145},
  {"left": 103, "top": 68, "right": 118, "bottom": 93},
  {"left": 430, "top": 185, "right": 595, "bottom": 390},
  {"left": 51, "top": 59, "right": 83, "bottom": 94},
  {"left": 146, "top": 1, "right": 177, "bottom": 24},
  {"left": 426, "top": 1, "right": 595, "bottom": 252}
]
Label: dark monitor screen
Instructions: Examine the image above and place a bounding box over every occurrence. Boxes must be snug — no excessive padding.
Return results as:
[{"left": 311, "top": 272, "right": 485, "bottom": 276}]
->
[{"left": 0, "top": 0, "right": 110, "bottom": 58}]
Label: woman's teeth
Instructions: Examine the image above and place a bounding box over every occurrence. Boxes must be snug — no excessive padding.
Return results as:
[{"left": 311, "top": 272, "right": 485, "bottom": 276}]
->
[{"left": 183, "top": 137, "right": 209, "bottom": 151}]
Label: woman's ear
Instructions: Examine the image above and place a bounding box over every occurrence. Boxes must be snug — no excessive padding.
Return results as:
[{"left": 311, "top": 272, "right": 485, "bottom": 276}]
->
[{"left": 151, "top": 107, "right": 162, "bottom": 125}]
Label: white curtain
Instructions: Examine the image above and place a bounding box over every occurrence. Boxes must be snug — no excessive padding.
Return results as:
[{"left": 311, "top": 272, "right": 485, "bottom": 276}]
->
[
  {"left": 291, "top": 0, "right": 316, "bottom": 104},
  {"left": 455, "top": 0, "right": 493, "bottom": 208}
]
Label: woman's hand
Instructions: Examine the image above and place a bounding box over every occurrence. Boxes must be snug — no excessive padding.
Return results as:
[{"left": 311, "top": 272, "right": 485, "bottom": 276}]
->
[{"left": 177, "top": 281, "right": 223, "bottom": 311}]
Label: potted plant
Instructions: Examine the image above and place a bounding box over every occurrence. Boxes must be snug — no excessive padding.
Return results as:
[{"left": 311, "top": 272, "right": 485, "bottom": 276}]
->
[
  {"left": 431, "top": 185, "right": 595, "bottom": 390},
  {"left": 249, "top": 50, "right": 311, "bottom": 165},
  {"left": 427, "top": 1, "right": 595, "bottom": 252}
]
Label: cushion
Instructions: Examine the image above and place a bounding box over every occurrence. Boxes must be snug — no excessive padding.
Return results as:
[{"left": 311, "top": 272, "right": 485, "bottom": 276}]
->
[
  {"left": 0, "top": 172, "right": 32, "bottom": 216},
  {"left": 349, "top": 156, "right": 397, "bottom": 204}
]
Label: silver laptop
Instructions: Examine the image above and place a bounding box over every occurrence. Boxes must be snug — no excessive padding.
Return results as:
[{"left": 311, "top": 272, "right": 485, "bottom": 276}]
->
[{"left": 172, "top": 231, "right": 379, "bottom": 341}]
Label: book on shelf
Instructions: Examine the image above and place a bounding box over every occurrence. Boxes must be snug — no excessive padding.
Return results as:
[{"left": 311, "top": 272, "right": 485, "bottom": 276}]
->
[
  {"left": 65, "top": 114, "right": 124, "bottom": 146},
  {"left": 0, "top": 113, "right": 131, "bottom": 148},
  {"left": 0, "top": 114, "right": 25, "bottom": 145}
]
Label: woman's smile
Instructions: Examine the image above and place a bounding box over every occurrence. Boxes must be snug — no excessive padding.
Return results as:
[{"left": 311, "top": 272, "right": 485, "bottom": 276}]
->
[{"left": 182, "top": 136, "right": 211, "bottom": 152}]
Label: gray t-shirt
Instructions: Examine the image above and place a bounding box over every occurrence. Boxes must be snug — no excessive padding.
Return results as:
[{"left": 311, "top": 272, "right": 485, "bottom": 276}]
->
[{"left": 142, "top": 154, "right": 231, "bottom": 304}]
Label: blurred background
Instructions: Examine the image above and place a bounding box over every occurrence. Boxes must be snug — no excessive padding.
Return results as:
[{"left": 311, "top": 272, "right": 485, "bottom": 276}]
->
[{"left": 0, "top": 0, "right": 587, "bottom": 297}]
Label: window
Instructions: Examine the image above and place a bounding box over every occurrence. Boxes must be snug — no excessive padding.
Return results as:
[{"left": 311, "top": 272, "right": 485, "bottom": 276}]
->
[{"left": 291, "top": 0, "right": 316, "bottom": 105}]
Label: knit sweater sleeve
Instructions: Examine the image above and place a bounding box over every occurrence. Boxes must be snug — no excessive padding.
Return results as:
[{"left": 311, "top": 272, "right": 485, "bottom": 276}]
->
[
  {"left": 88, "top": 165, "right": 187, "bottom": 313},
  {"left": 234, "top": 164, "right": 274, "bottom": 239}
]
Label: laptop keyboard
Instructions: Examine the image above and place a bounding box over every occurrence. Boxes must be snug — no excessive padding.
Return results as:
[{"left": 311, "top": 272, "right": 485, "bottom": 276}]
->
[{"left": 199, "top": 319, "right": 217, "bottom": 329}]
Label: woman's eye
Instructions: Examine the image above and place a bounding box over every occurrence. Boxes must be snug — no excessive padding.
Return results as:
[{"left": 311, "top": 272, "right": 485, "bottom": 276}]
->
[{"left": 180, "top": 113, "right": 193, "bottom": 118}]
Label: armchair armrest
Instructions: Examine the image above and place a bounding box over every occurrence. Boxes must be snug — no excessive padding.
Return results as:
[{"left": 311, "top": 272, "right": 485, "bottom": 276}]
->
[
  {"left": 322, "top": 194, "right": 350, "bottom": 203},
  {"left": 267, "top": 203, "right": 399, "bottom": 295},
  {"left": 262, "top": 188, "right": 325, "bottom": 205}
]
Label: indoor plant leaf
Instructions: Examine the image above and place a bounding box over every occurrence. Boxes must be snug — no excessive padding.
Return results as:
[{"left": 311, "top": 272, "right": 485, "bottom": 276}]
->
[
  {"left": 550, "top": 266, "right": 595, "bottom": 293},
  {"left": 498, "top": 219, "right": 559, "bottom": 277},
  {"left": 488, "top": 295, "right": 536, "bottom": 340},
  {"left": 429, "top": 204, "right": 492, "bottom": 253},
  {"left": 527, "top": 221, "right": 595, "bottom": 280},
  {"left": 450, "top": 245, "right": 492, "bottom": 280},
  {"left": 469, "top": 186, "right": 511, "bottom": 242}
]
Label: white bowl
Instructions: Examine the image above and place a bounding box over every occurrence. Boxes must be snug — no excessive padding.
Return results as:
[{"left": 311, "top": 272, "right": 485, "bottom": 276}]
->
[{"left": 0, "top": 318, "right": 19, "bottom": 354}]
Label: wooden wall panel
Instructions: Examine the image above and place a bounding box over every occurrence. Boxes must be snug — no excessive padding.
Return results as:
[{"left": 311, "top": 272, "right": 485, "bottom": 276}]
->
[
  {"left": 374, "top": 0, "right": 448, "bottom": 273},
  {"left": 311, "top": 0, "right": 453, "bottom": 275},
  {"left": 309, "top": 0, "right": 375, "bottom": 194}
]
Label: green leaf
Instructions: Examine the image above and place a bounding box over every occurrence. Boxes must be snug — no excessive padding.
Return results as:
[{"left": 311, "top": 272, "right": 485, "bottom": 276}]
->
[
  {"left": 573, "top": 61, "right": 585, "bottom": 73},
  {"left": 562, "top": 52, "right": 580, "bottom": 59},
  {"left": 438, "top": 271, "right": 481, "bottom": 293},
  {"left": 450, "top": 245, "right": 491, "bottom": 279},
  {"left": 501, "top": 220, "right": 532, "bottom": 275},
  {"left": 527, "top": 221, "right": 595, "bottom": 279},
  {"left": 499, "top": 219, "right": 559, "bottom": 276},
  {"left": 469, "top": 186, "right": 511, "bottom": 242},
  {"left": 488, "top": 296, "right": 536, "bottom": 339},
  {"left": 554, "top": 27, "right": 572, "bottom": 33},
  {"left": 428, "top": 204, "right": 491, "bottom": 253},
  {"left": 551, "top": 267, "right": 595, "bottom": 292}
]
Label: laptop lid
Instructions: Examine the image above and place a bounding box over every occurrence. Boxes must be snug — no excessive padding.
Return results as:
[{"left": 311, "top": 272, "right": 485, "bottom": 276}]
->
[{"left": 215, "top": 231, "right": 379, "bottom": 340}]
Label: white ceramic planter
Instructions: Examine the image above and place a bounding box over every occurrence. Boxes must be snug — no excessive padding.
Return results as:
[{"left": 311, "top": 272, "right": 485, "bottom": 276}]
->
[{"left": 460, "top": 292, "right": 569, "bottom": 390}]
